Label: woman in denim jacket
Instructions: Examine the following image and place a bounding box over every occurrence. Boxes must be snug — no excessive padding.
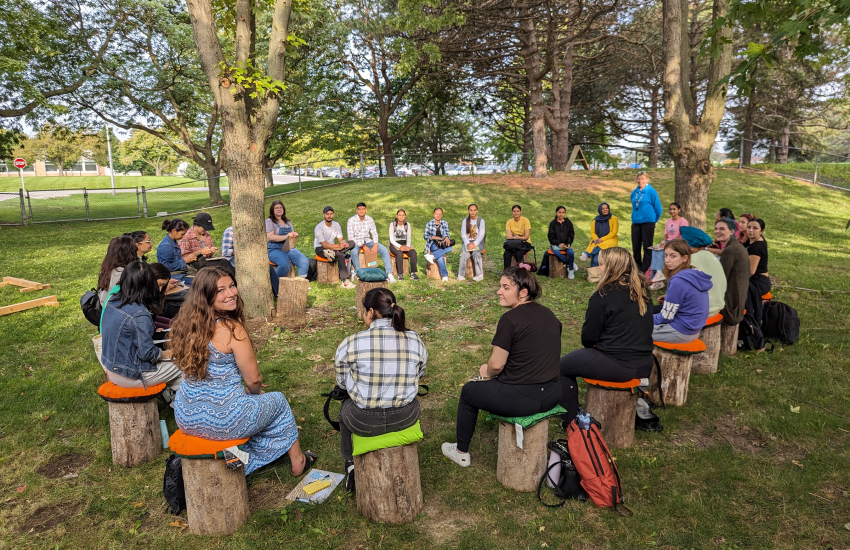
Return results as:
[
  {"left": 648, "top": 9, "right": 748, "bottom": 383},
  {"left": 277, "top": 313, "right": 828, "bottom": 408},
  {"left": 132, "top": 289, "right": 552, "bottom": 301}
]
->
[{"left": 101, "top": 261, "right": 182, "bottom": 392}]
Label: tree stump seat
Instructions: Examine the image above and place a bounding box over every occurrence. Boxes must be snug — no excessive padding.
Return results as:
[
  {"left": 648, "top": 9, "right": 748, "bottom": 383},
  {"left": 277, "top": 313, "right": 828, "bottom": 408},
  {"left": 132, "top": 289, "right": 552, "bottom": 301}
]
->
[
  {"left": 269, "top": 260, "right": 296, "bottom": 278},
  {"left": 463, "top": 248, "right": 485, "bottom": 279},
  {"left": 389, "top": 252, "right": 410, "bottom": 277},
  {"left": 425, "top": 260, "right": 452, "bottom": 279},
  {"left": 168, "top": 429, "right": 251, "bottom": 536},
  {"left": 692, "top": 313, "right": 723, "bottom": 375},
  {"left": 276, "top": 277, "right": 308, "bottom": 318},
  {"left": 547, "top": 248, "right": 568, "bottom": 278},
  {"left": 315, "top": 254, "right": 340, "bottom": 284},
  {"left": 356, "top": 279, "right": 388, "bottom": 319},
  {"left": 353, "top": 443, "right": 423, "bottom": 524},
  {"left": 97, "top": 382, "right": 165, "bottom": 467},
  {"left": 649, "top": 340, "right": 706, "bottom": 406},
  {"left": 720, "top": 323, "right": 739, "bottom": 356},
  {"left": 509, "top": 251, "right": 533, "bottom": 268},
  {"left": 583, "top": 378, "right": 640, "bottom": 448},
  {"left": 495, "top": 418, "right": 549, "bottom": 492}
]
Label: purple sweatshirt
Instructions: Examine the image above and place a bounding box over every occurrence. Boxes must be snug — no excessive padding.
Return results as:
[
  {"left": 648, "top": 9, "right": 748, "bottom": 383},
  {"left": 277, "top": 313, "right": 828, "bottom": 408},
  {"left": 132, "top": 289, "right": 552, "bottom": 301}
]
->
[{"left": 654, "top": 268, "right": 713, "bottom": 335}]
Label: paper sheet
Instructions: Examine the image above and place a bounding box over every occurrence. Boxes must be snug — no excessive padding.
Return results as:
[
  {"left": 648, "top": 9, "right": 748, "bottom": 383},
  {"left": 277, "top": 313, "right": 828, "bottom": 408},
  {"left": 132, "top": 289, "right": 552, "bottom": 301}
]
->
[{"left": 285, "top": 469, "right": 344, "bottom": 504}]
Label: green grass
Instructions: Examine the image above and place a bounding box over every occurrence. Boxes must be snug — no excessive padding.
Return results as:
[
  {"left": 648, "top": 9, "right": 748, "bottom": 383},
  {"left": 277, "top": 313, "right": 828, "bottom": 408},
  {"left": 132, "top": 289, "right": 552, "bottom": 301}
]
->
[
  {"left": 0, "top": 175, "right": 197, "bottom": 192},
  {"left": 752, "top": 161, "right": 850, "bottom": 188},
  {"left": 1, "top": 169, "right": 849, "bottom": 549}
]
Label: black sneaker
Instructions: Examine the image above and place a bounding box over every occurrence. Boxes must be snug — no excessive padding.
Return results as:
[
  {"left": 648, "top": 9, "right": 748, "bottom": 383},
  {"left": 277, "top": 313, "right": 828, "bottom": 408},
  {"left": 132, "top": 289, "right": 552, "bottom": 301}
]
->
[
  {"left": 344, "top": 460, "right": 355, "bottom": 492},
  {"left": 635, "top": 414, "right": 663, "bottom": 432},
  {"left": 398, "top": 274, "right": 404, "bottom": 281},
  {"left": 410, "top": 273, "right": 420, "bottom": 281}
]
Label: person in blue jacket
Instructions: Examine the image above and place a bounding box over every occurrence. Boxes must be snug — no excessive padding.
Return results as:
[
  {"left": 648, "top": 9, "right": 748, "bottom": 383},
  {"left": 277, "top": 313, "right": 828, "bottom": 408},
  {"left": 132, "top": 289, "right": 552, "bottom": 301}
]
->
[
  {"left": 653, "top": 239, "right": 712, "bottom": 343},
  {"left": 630, "top": 171, "right": 663, "bottom": 273},
  {"left": 156, "top": 218, "right": 204, "bottom": 286}
]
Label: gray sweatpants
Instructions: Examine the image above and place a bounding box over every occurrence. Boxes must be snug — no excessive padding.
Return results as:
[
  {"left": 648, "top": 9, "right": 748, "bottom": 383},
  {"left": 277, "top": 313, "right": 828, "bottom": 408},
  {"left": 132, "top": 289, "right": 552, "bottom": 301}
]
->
[{"left": 458, "top": 249, "right": 483, "bottom": 278}]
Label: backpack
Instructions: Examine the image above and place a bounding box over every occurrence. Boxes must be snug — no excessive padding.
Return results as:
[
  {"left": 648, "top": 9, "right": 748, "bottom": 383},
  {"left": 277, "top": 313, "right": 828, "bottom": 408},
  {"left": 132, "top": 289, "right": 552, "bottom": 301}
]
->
[
  {"left": 307, "top": 258, "right": 318, "bottom": 282},
  {"left": 81, "top": 289, "right": 101, "bottom": 327},
  {"left": 566, "top": 409, "right": 630, "bottom": 515},
  {"left": 762, "top": 301, "right": 800, "bottom": 345},
  {"left": 163, "top": 454, "right": 186, "bottom": 515},
  {"left": 738, "top": 310, "right": 767, "bottom": 351},
  {"left": 537, "top": 439, "right": 587, "bottom": 507}
]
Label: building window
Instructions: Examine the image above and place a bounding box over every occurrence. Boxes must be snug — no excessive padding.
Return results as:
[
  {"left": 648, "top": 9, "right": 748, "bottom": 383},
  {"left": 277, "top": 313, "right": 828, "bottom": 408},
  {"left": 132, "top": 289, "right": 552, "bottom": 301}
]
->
[
  {"left": 44, "top": 162, "right": 59, "bottom": 172},
  {"left": 84, "top": 162, "right": 98, "bottom": 171}
]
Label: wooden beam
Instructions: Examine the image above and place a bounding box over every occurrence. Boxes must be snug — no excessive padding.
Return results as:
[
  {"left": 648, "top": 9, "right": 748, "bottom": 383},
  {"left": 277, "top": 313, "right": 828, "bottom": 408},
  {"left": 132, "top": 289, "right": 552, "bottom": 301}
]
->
[
  {"left": 19, "top": 284, "right": 50, "bottom": 293},
  {"left": 567, "top": 145, "right": 591, "bottom": 171},
  {"left": 3, "top": 277, "right": 45, "bottom": 288},
  {"left": 0, "top": 296, "right": 60, "bottom": 316}
]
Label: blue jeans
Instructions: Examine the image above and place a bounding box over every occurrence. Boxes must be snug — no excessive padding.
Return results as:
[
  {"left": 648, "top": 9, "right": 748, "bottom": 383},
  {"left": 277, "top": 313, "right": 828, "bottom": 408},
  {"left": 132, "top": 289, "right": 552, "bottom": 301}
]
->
[
  {"left": 268, "top": 248, "right": 309, "bottom": 277},
  {"left": 588, "top": 246, "right": 602, "bottom": 267},
  {"left": 428, "top": 242, "right": 454, "bottom": 277},
  {"left": 550, "top": 246, "right": 575, "bottom": 268},
  {"left": 351, "top": 242, "right": 392, "bottom": 272}
]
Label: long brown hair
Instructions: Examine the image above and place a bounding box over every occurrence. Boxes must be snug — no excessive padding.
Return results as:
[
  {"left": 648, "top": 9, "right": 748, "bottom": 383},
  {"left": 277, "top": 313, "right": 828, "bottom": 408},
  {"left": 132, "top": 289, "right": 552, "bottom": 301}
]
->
[
  {"left": 661, "top": 239, "right": 692, "bottom": 279},
  {"left": 268, "top": 200, "right": 288, "bottom": 224},
  {"left": 98, "top": 236, "right": 139, "bottom": 291},
  {"left": 169, "top": 267, "right": 249, "bottom": 380},
  {"left": 596, "top": 247, "right": 651, "bottom": 315}
]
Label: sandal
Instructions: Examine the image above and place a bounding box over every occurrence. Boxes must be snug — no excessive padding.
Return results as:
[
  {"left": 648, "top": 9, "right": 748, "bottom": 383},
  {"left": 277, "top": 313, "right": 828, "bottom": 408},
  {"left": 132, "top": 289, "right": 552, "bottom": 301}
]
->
[{"left": 292, "top": 450, "right": 317, "bottom": 477}]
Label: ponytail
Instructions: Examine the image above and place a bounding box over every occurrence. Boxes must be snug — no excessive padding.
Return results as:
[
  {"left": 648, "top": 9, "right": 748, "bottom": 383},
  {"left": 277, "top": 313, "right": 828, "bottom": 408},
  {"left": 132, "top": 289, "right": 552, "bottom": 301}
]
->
[{"left": 362, "top": 287, "right": 408, "bottom": 332}]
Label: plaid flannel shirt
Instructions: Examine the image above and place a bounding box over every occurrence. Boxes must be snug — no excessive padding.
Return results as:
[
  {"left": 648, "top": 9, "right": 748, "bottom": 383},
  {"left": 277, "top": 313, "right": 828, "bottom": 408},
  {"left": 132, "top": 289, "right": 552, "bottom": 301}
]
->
[
  {"left": 347, "top": 214, "right": 380, "bottom": 248},
  {"left": 423, "top": 219, "right": 450, "bottom": 244},
  {"left": 178, "top": 227, "right": 214, "bottom": 259},
  {"left": 221, "top": 226, "right": 234, "bottom": 264},
  {"left": 334, "top": 318, "right": 428, "bottom": 409}
]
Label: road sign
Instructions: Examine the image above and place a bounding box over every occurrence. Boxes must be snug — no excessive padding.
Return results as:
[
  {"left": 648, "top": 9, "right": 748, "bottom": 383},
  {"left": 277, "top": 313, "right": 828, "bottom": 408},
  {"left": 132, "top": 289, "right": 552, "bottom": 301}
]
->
[{"left": 13, "top": 158, "right": 26, "bottom": 169}]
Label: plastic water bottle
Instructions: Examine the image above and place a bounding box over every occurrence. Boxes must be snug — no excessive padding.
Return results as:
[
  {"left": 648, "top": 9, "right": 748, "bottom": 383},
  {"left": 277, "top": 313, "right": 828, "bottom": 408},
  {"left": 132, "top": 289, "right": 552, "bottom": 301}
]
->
[
  {"left": 546, "top": 450, "right": 562, "bottom": 489},
  {"left": 577, "top": 408, "right": 592, "bottom": 431}
]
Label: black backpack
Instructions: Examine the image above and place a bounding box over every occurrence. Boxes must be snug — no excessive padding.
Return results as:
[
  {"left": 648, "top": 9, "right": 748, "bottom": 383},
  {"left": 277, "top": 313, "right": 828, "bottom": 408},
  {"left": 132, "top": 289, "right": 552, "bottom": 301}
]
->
[
  {"left": 762, "top": 301, "right": 800, "bottom": 345},
  {"left": 738, "top": 310, "right": 767, "bottom": 351},
  {"left": 163, "top": 454, "right": 186, "bottom": 515},
  {"left": 537, "top": 439, "right": 587, "bottom": 507},
  {"left": 81, "top": 289, "right": 101, "bottom": 327}
]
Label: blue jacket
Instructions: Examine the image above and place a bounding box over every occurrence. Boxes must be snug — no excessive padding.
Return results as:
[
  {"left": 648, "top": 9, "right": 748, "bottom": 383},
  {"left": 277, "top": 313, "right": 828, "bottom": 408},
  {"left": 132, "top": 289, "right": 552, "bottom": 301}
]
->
[
  {"left": 101, "top": 300, "right": 162, "bottom": 383},
  {"left": 156, "top": 234, "right": 187, "bottom": 273},
  {"left": 631, "top": 184, "right": 663, "bottom": 224},
  {"left": 654, "top": 269, "right": 713, "bottom": 335}
]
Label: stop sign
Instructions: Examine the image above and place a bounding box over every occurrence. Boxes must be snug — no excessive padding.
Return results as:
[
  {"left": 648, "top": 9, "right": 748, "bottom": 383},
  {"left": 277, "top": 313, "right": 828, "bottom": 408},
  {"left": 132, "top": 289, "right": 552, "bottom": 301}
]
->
[{"left": 13, "top": 158, "right": 26, "bottom": 169}]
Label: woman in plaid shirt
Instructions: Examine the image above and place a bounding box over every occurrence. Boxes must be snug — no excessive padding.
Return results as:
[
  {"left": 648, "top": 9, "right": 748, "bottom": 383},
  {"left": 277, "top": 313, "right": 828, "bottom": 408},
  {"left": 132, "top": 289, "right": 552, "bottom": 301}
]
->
[{"left": 333, "top": 288, "right": 427, "bottom": 492}]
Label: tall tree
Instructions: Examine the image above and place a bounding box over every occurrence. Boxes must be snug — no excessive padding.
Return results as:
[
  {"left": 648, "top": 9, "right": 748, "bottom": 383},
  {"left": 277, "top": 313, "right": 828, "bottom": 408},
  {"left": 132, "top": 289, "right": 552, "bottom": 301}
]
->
[
  {"left": 662, "top": 0, "right": 733, "bottom": 229},
  {"left": 118, "top": 130, "right": 180, "bottom": 176},
  {"left": 185, "top": 0, "right": 294, "bottom": 317}
]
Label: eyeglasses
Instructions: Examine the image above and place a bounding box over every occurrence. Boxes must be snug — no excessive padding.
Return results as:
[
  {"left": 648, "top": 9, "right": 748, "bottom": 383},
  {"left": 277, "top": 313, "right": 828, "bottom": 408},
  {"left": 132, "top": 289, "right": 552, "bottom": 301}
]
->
[{"left": 141, "top": 240, "right": 152, "bottom": 244}]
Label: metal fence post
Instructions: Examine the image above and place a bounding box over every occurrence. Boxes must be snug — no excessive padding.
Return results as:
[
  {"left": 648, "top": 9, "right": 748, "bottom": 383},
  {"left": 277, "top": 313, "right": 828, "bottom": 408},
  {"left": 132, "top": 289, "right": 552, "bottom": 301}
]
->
[
  {"left": 360, "top": 152, "right": 364, "bottom": 180},
  {"left": 19, "top": 189, "right": 26, "bottom": 225},
  {"left": 84, "top": 188, "right": 91, "bottom": 221},
  {"left": 26, "top": 191, "right": 33, "bottom": 223},
  {"left": 813, "top": 153, "right": 819, "bottom": 185},
  {"left": 136, "top": 186, "right": 141, "bottom": 217},
  {"left": 298, "top": 169, "right": 302, "bottom": 192},
  {"left": 141, "top": 186, "right": 148, "bottom": 217},
  {"left": 739, "top": 136, "right": 745, "bottom": 169},
  {"left": 338, "top": 164, "right": 341, "bottom": 181}
]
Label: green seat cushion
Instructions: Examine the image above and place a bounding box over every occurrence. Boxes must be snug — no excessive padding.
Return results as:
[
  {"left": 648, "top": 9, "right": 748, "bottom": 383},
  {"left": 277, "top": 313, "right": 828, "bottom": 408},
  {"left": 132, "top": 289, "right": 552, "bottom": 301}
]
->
[
  {"left": 351, "top": 420, "right": 424, "bottom": 456},
  {"left": 486, "top": 404, "right": 567, "bottom": 429}
]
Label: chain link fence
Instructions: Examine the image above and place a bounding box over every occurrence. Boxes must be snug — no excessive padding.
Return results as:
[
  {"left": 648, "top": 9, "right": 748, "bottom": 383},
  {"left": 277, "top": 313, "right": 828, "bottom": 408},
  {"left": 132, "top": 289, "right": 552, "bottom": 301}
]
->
[{"left": 737, "top": 138, "right": 850, "bottom": 191}]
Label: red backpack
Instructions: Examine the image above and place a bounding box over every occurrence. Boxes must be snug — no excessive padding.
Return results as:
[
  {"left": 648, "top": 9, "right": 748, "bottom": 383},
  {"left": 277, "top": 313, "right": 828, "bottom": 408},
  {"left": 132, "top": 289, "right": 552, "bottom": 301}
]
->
[{"left": 566, "top": 412, "right": 630, "bottom": 515}]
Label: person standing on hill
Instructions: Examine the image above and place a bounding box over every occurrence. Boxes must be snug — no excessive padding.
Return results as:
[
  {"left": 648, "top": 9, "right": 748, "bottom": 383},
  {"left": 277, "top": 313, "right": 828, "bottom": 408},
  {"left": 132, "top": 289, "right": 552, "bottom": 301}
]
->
[{"left": 630, "top": 171, "right": 663, "bottom": 273}]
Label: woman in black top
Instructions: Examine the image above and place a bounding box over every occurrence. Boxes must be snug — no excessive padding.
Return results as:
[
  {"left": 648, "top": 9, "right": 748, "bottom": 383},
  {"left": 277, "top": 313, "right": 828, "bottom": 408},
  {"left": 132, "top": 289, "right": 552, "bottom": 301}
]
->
[
  {"left": 442, "top": 266, "right": 562, "bottom": 468},
  {"left": 548, "top": 205, "right": 576, "bottom": 278},
  {"left": 744, "top": 218, "right": 771, "bottom": 329},
  {"left": 558, "top": 247, "right": 654, "bottom": 423}
]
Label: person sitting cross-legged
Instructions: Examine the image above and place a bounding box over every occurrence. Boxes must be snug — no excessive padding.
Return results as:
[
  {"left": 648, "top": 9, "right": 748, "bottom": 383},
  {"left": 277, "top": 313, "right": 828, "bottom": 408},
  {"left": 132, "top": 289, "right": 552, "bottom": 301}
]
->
[
  {"left": 347, "top": 202, "right": 396, "bottom": 282},
  {"left": 333, "top": 288, "right": 427, "bottom": 491},
  {"left": 441, "top": 267, "right": 562, "bottom": 467},
  {"left": 314, "top": 206, "right": 356, "bottom": 289},
  {"left": 423, "top": 207, "right": 454, "bottom": 282}
]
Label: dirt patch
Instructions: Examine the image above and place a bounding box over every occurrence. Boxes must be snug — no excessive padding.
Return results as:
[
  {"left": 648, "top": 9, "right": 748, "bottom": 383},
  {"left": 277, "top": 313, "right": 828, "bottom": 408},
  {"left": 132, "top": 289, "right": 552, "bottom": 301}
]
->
[
  {"left": 272, "top": 305, "right": 336, "bottom": 333},
  {"left": 419, "top": 499, "right": 484, "bottom": 546},
  {"left": 669, "top": 425, "right": 717, "bottom": 450},
  {"left": 311, "top": 363, "right": 334, "bottom": 376},
  {"left": 36, "top": 453, "right": 91, "bottom": 479},
  {"left": 436, "top": 172, "right": 635, "bottom": 194},
  {"left": 248, "top": 479, "right": 295, "bottom": 512},
  {"left": 20, "top": 502, "right": 82, "bottom": 534},
  {"left": 246, "top": 317, "right": 275, "bottom": 350},
  {"left": 711, "top": 415, "right": 766, "bottom": 454}
]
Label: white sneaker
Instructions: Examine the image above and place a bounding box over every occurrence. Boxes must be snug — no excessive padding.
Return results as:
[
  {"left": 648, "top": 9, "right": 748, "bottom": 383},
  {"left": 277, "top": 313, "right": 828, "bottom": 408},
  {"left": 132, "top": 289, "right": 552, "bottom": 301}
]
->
[
  {"left": 441, "top": 442, "right": 471, "bottom": 467},
  {"left": 650, "top": 282, "right": 665, "bottom": 291},
  {"left": 323, "top": 249, "right": 336, "bottom": 261},
  {"left": 572, "top": 263, "right": 578, "bottom": 271},
  {"left": 441, "top": 276, "right": 448, "bottom": 282},
  {"left": 425, "top": 253, "right": 435, "bottom": 264},
  {"left": 568, "top": 269, "right": 575, "bottom": 280},
  {"left": 580, "top": 252, "right": 588, "bottom": 262},
  {"left": 341, "top": 280, "right": 356, "bottom": 289},
  {"left": 651, "top": 271, "right": 667, "bottom": 283},
  {"left": 387, "top": 274, "right": 397, "bottom": 283},
  {"left": 473, "top": 274, "right": 484, "bottom": 281},
  {"left": 457, "top": 276, "right": 466, "bottom": 281}
]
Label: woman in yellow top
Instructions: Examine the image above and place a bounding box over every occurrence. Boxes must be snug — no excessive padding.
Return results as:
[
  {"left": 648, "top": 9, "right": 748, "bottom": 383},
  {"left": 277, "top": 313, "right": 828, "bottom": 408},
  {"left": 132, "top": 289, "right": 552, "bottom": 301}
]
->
[
  {"left": 504, "top": 204, "right": 532, "bottom": 269},
  {"left": 580, "top": 202, "right": 618, "bottom": 267}
]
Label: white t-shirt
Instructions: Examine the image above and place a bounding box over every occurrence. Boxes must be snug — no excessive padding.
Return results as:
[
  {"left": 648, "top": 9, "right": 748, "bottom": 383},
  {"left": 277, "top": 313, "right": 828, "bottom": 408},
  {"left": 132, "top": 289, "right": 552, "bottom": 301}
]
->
[{"left": 314, "top": 220, "right": 343, "bottom": 249}]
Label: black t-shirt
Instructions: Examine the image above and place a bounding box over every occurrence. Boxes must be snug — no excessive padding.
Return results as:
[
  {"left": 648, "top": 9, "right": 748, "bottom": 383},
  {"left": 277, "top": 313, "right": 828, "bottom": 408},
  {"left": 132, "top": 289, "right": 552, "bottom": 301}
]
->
[
  {"left": 582, "top": 285, "right": 654, "bottom": 363},
  {"left": 746, "top": 239, "right": 769, "bottom": 274},
  {"left": 491, "top": 302, "right": 562, "bottom": 384}
]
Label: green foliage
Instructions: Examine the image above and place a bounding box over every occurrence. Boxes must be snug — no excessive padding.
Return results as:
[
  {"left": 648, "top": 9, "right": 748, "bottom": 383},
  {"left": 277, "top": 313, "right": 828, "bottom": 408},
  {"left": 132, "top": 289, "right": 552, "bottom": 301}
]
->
[
  {"left": 218, "top": 59, "right": 287, "bottom": 100},
  {"left": 184, "top": 162, "right": 206, "bottom": 180},
  {"left": 117, "top": 130, "right": 180, "bottom": 176}
]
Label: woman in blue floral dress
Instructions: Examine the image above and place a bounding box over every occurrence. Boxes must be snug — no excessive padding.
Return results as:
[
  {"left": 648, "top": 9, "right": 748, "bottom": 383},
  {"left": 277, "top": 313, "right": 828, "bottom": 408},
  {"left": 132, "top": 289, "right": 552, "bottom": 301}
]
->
[{"left": 170, "top": 267, "right": 316, "bottom": 475}]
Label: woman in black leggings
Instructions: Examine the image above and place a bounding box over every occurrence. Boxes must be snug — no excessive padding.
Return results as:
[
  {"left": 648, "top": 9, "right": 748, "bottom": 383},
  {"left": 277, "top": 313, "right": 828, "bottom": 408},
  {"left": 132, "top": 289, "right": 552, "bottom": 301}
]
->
[
  {"left": 442, "top": 266, "right": 562, "bottom": 467},
  {"left": 558, "top": 247, "right": 655, "bottom": 425}
]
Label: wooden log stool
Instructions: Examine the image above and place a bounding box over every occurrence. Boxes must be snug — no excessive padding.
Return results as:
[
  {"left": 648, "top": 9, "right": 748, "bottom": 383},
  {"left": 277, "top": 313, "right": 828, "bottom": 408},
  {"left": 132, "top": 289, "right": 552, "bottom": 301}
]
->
[
  {"left": 97, "top": 382, "right": 165, "bottom": 467},
  {"left": 269, "top": 260, "right": 297, "bottom": 278},
  {"left": 356, "top": 279, "right": 388, "bottom": 319},
  {"left": 352, "top": 422, "right": 424, "bottom": 524},
  {"left": 547, "top": 249, "right": 568, "bottom": 278},
  {"left": 692, "top": 313, "right": 723, "bottom": 375},
  {"left": 583, "top": 378, "right": 640, "bottom": 448},
  {"left": 649, "top": 340, "right": 706, "bottom": 407},
  {"left": 389, "top": 252, "right": 410, "bottom": 277},
  {"left": 315, "top": 254, "right": 340, "bottom": 284},
  {"left": 486, "top": 407, "right": 561, "bottom": 492},
  {"left": 425, "top": 254, "right": 452, "bottom": 280},
  {"left": 720, "top": 322, "right": 739, "bottom": 356},
  {"left": 464, "top": 248, "right": 485, "bottom": 279},
  {"left": 168, "top": 430, "right": 251, "bottom": 536},
  {"left": 276, "top": 277, "right": 308, "bottom": 318}
]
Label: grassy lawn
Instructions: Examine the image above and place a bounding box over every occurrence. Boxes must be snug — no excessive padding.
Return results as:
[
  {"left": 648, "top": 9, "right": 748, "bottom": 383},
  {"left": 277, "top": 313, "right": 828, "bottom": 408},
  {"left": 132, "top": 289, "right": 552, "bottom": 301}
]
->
[
  {"left": 1, "top": 169, "right": 848, "bottom": 549},
  {"left": 0, "top": 175, "right": 195, "bottom": 192}
]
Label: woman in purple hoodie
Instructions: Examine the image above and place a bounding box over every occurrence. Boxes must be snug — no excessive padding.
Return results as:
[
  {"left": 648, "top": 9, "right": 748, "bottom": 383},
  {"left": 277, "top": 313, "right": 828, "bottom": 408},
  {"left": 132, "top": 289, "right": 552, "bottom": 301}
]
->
[{"left": 653, "top": 239, "right": 713, "bottom": 343}]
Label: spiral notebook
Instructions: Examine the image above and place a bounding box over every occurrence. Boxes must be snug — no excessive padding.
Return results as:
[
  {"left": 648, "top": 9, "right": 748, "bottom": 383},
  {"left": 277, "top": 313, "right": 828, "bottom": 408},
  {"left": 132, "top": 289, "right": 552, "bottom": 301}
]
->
[{"left": 285, "top": 469, "right": 344, "bottom": 504}]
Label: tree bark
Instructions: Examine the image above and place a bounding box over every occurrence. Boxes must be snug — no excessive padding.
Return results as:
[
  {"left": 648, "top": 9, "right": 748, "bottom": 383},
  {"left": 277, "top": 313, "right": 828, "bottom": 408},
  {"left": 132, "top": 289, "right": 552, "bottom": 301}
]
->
[
  {"left": 584, "top": 386, "right": 638, "bottom": 448},
  {"left": 496, "top": 420, "right": 548, "bottom": 492},
  {"left": 107, "top": 400, "right": 161, "bottom": 468},
  {"left": 648, "top": 86, "right": 661, "bottom": 168},
  {"left": 548, "top": 12, "right": 575, "bottom": 172},
  {"left": 691, "top": 324, "right": 721, "bottom": 374},
  {"left": 182, "top": 457, "right": 250, "bottom": 535},
  {"left": 649, "top": 348, "right": 693, "bottom": 406},
  {"left": 203, "top": 163, "right": 224, "bottom": 204},
  {"left": 777, "top": 124, "right": 790, "bottom": 164},
  {"left": 354, "top": 443, "right": 423, "bottom": 524},
  {"left": 720, "top": 323, "right": 738, "bottom": 356},
  {"left": 742, "top": 85, "right": 756, "bottom": 166},
  {"left": 519, "top": 9, "right": 549, "bottom": 178}
]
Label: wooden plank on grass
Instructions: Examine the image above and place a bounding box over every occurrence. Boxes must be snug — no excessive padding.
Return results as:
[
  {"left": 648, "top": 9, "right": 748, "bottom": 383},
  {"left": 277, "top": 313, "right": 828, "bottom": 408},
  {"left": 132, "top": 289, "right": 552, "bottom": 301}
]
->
[
  {"left": 3, "top": 277, "right": 45, "bottom": 288},
  {"left": 19, "top": 284, "right": 50, "bottom": 293},
  {"left": 0, "top": 296, "right": 59, "bottom": 316}
]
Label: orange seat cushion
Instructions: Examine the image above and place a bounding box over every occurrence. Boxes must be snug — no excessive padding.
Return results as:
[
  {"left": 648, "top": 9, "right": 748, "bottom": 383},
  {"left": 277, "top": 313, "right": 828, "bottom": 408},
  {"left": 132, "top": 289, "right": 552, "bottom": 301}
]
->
[
  {"left": 269, "top": 260, "right": 276, "bottom": 266},
  {"left": 762, "top": 292, "right": 772, "bottom": 301},
  {"left": 98, "top": 382, "right": 166, "bottom": 403},
  {"left": 653, "top": 340, "right": 707, "bottom": 355},
  {"left": 168, "top": 429, "right": 250, "bottom": 459},
  {"left": 315, "top": 255, "right": 331, "bottom": 262},
  {"left": 704, "top": 313, "right": 724, "bottom": 327},
  {"left": 389, "top": 252, "right": 410, "bottom": 259},
  {"left": 583, "top": 378, "right": 640, "bottom": 392}
]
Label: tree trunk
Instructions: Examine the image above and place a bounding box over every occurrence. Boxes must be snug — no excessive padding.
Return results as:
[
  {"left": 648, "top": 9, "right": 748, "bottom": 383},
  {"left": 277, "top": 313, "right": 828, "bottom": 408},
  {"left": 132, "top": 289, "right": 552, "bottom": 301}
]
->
[
  {"left": 353, "top": 443, "right": 423, "bottom": 524},
  {"left": 379, "top": 123, "right": 396, "bottom": 177},
  {"left": 691, "top": 324, "right": 721, "bottom": 374},
  {"left": 275, "top": 277, "right": 308, "bottom": 319},
  {"left": 649, "top": 347, "right": 692, "bottom": 406},
  {"left": 496, "top": 420, "right": 548, "bottom": 492},
  {"left": 671, "top": 144, "right": 715, "bottom": 231},
  {"left": 155, "top": 164, "right": 162, "bottom": 177},
  {"left": 107, "top": 400, "right": 161, "bottom": 468},
  {"left": 182, "top": 457, "right": 250, "bottom": 535},
  {"left": 584, "top": 386, "right": 638, "bottom": 448},
  {"left": 742, "top": 86, "right": 756, "bottom": 166},
  {"left": 648, "top": 86, "right": 661, "bottom": 168},
  {"left": 520, "top": 10, "right": 548, "bottom": 178},
  {"left": 549, "top": 22, "right": 574, "bottom": 172},
  {"left": 720, "top": 323, "right": 738, "bottom": 356},
  {"left": 777, "top": 124, "right": 790, "bottom": 164},
  {"left": 356, "top": 280, "right": 388, "bottom": 319},
  {"left": 203, "top": 163, "right": 224, "bottom": 204}
]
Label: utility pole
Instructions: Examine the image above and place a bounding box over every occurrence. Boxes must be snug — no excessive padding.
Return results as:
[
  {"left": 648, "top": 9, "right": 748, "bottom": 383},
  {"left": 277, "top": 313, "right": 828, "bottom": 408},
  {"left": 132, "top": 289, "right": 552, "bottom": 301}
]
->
[{"left": 105, "top": 124, "right": 116, "bottom": 196}]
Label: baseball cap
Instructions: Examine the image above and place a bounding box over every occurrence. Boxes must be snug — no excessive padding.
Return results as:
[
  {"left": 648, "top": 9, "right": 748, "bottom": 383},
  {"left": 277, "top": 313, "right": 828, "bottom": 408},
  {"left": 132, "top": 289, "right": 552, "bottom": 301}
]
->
[
  {"left": 193, "top": 212, "right": 215, "bottom": 231},
  {"left": 323, "top": 206, "right": 334, "bottom": 213}
]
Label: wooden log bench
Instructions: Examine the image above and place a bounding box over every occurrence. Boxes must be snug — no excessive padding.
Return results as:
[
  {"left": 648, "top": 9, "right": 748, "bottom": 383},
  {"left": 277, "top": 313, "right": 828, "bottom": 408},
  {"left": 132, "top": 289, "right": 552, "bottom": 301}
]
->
[
  {"left": 354, "top": 443, "right": 423, "bottom": 524},
  {"left": 97, "top": 382, "right": 165, "bottom": 467},
  {"left": 168, "top": 430, "right": 251, "bottom": 535},
  {"left": 276, "top": 277, "right": 309, "bottom": 318},
  {"left": 389, "top": 251, "right": 410, "bottom": 277},
  {"left": 583, "top": 378, "right": 640, "bottom": 448},
  {"left": 356, "top": 279, "right": 388, "bottom": 320},
  {"left": 720, "top": 323, "right": 739, "bottom": 356},
  {"left": 269, "top": 260, "right": 297, "bottom": 278},
  {"left": 546, "top": 249, "right": 569, "bottom": 278},
  {"left": 649, "top": 340, "right": 706, "bottom": 406},
  {"left": 315, "top": 254, "right": 340, "bottom": 284},
  {"left": 486, "top": 407, "right": 562, "bottom": 492},
  {"left": 692, "top": 313, "right": 723, "bottom": 375}
]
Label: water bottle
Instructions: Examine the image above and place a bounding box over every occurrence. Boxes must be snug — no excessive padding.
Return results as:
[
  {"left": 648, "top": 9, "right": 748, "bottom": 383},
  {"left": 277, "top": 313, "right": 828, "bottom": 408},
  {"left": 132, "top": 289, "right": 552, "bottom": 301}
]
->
[
  {"left": 546, "top": 450, "right": 562, "bottom": 489},
  {"left": 577, "top": 408, "right": 592, "bottom": 431}
]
